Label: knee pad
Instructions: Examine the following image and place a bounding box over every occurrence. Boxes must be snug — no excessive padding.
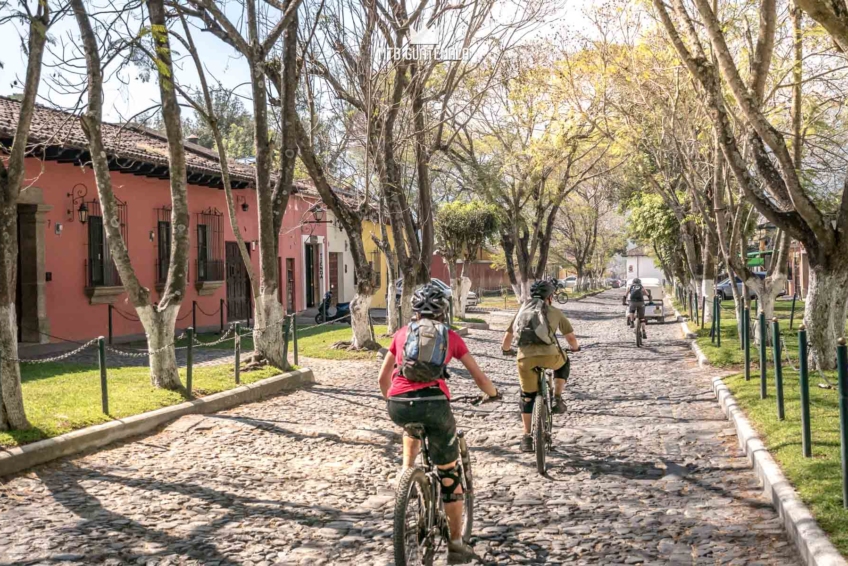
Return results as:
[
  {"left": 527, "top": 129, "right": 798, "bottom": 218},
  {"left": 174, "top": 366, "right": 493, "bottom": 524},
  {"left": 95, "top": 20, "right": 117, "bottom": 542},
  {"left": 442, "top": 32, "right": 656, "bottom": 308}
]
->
[
  {"left": 437, "top": 463, "right": 463, "bottom": 502},
  {"left": 520, "top": 391, "right": 537, "bottom": 414}
]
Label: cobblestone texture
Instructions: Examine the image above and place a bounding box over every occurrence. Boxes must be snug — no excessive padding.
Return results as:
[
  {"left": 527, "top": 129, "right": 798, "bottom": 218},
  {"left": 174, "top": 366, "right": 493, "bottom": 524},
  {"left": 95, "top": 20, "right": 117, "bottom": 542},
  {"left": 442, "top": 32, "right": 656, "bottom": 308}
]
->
[{"left": 0, "top": 291, "right": 800, "bottom": 565}]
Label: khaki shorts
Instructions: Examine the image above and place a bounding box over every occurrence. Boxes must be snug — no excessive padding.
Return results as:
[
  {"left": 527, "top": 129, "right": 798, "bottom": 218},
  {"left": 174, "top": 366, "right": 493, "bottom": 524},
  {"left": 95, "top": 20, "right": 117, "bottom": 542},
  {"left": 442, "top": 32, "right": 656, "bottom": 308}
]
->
[{"left": 517, "top": 353, "right": 567, "bottom": 393}]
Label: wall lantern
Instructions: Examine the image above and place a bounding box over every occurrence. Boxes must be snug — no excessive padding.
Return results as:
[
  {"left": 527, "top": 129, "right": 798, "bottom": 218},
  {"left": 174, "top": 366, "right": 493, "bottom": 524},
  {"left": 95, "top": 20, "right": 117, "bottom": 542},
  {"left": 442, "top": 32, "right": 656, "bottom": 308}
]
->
[
  {"left": 67, "top": 183, "right": 88, "bottom": 223},
  {"left": 55, "top": 223, "right": 63, "bottom": 235},
  {"left": 77, "top": 201, "right": 89, "bottom": 224},
  {"left": 304, "top": 203, "right": 331, "bottom": 224}
]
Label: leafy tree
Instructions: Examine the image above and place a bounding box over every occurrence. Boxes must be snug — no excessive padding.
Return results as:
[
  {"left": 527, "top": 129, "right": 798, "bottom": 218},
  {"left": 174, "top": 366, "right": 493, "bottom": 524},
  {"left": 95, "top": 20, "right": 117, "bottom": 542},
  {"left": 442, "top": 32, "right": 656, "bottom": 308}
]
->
[{"left": 435, "top": 201, "right": 499, "bottom": 317}]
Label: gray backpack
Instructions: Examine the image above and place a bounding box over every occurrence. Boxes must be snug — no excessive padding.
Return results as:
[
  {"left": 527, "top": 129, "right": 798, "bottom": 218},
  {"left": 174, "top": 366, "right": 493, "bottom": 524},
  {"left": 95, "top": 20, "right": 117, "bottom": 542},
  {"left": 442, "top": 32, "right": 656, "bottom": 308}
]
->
[
  {"left": 514, "top": 298, "right": 554, "bottom": 346},
  {"left": 400, "top": 319, "right": 450, "bottom": 382}
]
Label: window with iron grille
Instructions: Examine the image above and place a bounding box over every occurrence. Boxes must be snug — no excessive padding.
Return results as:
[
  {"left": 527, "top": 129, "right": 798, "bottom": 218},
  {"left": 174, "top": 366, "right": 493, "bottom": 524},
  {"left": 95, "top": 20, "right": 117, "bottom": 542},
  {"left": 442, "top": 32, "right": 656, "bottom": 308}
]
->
[
  {"left": 85, "top": 199, "right": 127, "bottom": 288},
  {"left": 156, "top": 206, "right": 172, "bottom": 284},
  {"left": 196, "top": 208, "right": 224, "bottom": 282},
  {"left": 370, "top": 250, "right": 381, "bottom": 288}
]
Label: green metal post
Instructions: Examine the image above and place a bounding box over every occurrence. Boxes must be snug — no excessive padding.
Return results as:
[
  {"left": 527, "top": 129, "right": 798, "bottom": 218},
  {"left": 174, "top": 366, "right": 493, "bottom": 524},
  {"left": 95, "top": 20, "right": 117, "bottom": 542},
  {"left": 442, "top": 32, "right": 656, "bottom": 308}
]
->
[
  {"left": 701, "top": 295, "right": 706, "bottom": 329},
  {"left": 837, "top": 337, "right": 848, "bottom": 508},
  {"left": 234, "top": 322, "right": 241, "bottom": 384},
  {"left": 772, "top": 317, "right": 785, "bottom": 420},
  {"left": 220, "top": 298, "right": 224, "bottom": 334},
  {"left": 98, "top": 336, "right": 108, "bottom": 414},
  {"left": 282, "top": 316, "right": 290, "bottom": 363},
  {"left": 789, "top": 293, "right": 798, "bottom": 330},
  {"left": 108, "top": 304, "right": 113, "bottom": 345},
  {"left": 799, "top": 325, "right": 812, "bottom": 458},
  {"left": 711, "top": 296, "right": 717, "bottom": 342},
  {"left": 759, "top": 311, "right": 768, "bottom": 399},
  {"left": 293, "top": 313, "right": 299, "bottom": 366},
  {"left": 743, "top": 308, "right": 751, "bottom": 381},
  {"left": 715, "top": 296, "right": 721, "bottom": 348},
  {"left": 192, "top": 300, "right": 197, "bottom": 332},
  {"left": 186, "top": 327, "right": 194, "bottom": 397},
  {"left": 693, "top": 292, "right": 699, "bottom": 327}
]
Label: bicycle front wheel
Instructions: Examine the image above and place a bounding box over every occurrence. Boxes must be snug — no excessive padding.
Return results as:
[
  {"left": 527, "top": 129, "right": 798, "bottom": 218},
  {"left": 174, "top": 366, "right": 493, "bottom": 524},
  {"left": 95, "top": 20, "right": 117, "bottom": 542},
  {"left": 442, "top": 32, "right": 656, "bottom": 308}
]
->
[
  {"left": 458, "top": 434, "right": 474, "bottom": 542},
  {"left": 533, "top": 396, "right": 547, "bottom": 474},
  {"left": 393, "top": 468, "right": 435, "bottom": 566},
  {"left": 555, "top": 291, "right": 568, "bottom": 305}
]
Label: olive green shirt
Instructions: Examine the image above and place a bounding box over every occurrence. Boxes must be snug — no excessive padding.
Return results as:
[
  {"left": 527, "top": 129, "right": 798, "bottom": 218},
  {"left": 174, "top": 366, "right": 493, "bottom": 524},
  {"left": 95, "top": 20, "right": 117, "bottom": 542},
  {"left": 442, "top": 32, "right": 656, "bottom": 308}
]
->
[{"left": 508, "top": 305, "right": 574, "bottom": 360}]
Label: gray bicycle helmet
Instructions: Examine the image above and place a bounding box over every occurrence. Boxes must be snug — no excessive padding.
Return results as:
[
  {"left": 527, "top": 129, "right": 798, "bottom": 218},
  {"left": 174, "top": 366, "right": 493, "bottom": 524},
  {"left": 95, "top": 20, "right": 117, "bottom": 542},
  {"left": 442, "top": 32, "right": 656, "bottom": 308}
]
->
[
  {"left": 632, "top": 278, "right": 642, "bottom": 285},
  {"left": 530, "top": 280, "right": 555, "bottom": 299},
  {"left": 411, "top": 282, "right": 449, "bottom": 316}
]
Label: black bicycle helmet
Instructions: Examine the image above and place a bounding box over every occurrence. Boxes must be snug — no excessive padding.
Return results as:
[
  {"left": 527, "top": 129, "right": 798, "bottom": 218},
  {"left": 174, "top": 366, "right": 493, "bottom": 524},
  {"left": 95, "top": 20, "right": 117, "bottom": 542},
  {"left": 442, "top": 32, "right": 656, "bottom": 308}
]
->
[
  {"left": 411, "top": 282, "right": 449, "bottom": 317},
  {"left": 530, "top": 280, "right": 555, "bottom": 299}
]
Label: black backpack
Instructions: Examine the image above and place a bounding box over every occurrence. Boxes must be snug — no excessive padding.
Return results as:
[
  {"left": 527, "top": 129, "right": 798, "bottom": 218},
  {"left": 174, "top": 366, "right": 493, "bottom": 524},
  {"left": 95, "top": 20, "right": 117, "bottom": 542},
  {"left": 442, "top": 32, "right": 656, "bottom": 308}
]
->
[{"left": 629, "top": 284, "right": 645, "bottom": 302}]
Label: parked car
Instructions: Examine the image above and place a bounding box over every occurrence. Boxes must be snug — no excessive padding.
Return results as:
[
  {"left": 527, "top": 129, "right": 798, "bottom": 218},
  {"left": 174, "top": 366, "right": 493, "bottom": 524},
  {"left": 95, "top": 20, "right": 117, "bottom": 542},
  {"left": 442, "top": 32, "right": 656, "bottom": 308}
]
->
[
  {"left": 559, "top": 276, "right": 577, "bottom": 289},
  {"left": 395, "top": 277, "right": 453, "bottom": 301},
  {"left": 466, "top": 291, "right": 479, "bottom": 307},
  {"left": 611, "top": 279, "right": 622, "bottom": 289},
  {"left": 715, "top": 273, "right": 779, "bottom": 300}
]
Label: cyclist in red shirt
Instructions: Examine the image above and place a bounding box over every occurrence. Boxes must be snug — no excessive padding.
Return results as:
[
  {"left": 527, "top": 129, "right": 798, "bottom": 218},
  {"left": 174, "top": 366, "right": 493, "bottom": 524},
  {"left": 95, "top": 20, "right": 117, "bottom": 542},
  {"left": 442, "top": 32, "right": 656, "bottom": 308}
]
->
[{"left": 378, "top": 283, "right": 499, "bottom": 564}]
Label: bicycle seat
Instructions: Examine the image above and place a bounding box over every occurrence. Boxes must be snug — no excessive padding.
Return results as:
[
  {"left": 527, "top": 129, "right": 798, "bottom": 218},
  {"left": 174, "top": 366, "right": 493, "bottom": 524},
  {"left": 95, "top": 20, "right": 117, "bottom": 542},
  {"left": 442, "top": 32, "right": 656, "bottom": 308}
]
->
[{"left": 403, "top": 423, "right": 426, "bottom": 438}]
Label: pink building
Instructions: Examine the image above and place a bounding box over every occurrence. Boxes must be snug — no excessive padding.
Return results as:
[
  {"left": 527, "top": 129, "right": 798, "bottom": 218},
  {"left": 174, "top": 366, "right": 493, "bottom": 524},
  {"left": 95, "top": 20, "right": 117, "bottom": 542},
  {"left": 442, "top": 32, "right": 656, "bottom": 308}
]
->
[{"left": 1, "top": 96, "right": 333, "bottom": 344}]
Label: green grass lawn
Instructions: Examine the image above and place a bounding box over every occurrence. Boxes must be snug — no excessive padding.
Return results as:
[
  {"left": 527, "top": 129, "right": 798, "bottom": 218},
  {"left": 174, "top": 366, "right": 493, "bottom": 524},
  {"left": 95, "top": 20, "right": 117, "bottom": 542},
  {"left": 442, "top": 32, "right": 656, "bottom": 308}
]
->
[
  {"left": 723, "top": 369, "right": 848, "bottom": 555},
  {"left": 672, "top": 293, "right": 848, "bottom": 555},
  {"left": 458, "top": 316, "right": 486, "bottom": 324},
  {"left": 0, "top": 362, "right": 281, "bottom": 448}
]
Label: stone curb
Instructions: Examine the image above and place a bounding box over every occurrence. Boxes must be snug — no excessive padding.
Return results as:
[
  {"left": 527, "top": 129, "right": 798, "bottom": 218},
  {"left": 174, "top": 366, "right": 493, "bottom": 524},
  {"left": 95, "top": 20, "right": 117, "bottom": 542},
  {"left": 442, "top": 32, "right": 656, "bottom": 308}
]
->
[
  {"left": 712, "top": 376, "right": 847, "bottom": 566},
  {"left": 454, "top": 326, "right": 470, "bottom": 337},
  {"left": 0, "top": 368, "right": 314, "bottom": 478},
  {"left": 459, "top": 321, "right": 490, "bottom": 330}
]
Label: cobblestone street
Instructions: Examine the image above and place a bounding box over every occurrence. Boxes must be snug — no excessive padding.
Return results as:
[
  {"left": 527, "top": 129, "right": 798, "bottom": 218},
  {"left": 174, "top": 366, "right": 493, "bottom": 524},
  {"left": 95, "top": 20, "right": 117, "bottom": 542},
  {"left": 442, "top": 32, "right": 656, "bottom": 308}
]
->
[{"left": 0, "top": 290, "right": 800, "bottom": 565}]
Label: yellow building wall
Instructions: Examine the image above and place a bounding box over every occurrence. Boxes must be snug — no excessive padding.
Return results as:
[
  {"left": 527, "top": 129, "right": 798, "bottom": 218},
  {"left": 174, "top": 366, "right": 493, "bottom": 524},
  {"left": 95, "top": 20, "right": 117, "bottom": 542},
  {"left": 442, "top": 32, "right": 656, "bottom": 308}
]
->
[{"left": 362, "top": 220, "right": 395, "bottom": 308}]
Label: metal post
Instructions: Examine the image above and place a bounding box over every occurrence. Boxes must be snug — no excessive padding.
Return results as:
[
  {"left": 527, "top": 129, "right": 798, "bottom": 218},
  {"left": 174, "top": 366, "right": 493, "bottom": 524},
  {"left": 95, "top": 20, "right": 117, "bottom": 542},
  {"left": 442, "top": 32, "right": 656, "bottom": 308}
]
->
[
  {"left": 292, "top": 313, "right": 298, "bottom": 366},
  {"left": 744, "top": 308, "right": 751, "bottom": 381},
  {"left": 234, "top": 322, "right": 241, "bottom": 384},
  {"left": 759, "top": 311, "right": 768, "bottom": 399},
  {"left": 837, "top": 337, "right": 848, "bottom": 509},
  {"left": 799, "top": 325, "right": 812, "bottom": 458},
  {"left": 220, "top": 298, "right": 224, "bottom": 334},
  {"left": 108, "top": 304, "right": 113, "bottom": 345},
  {"left": 282, "top": 316, "right": 290, "bottom": 364},
  {"left": 192, "top": 300, "right": 197, "bottom": 331},
  {"left": 701, "top": 295, "right": 706, "bottom": 329},
  {"left": 186, "top": 327, "right": 194, "bottom": 398},
  {"left": 789, "top": 293, "right": 798, "bottom": 330},
  {"left": 716, "top": 295, "right": 721, "bottom": 348},
  {"left": 693, "top": 292, "right": 699, "bottom": 327},
  {"left": 710, "top": 296, "right": 717, "bottom": 342},
  {"left": 98, "top": 336, "right": 108, "bottom": 415},
  {"left": 772, "top": 317, "right": 785, "bottom": 420},
  {"left": 449, "top": 299, "right": 454, "bottom": 325}
]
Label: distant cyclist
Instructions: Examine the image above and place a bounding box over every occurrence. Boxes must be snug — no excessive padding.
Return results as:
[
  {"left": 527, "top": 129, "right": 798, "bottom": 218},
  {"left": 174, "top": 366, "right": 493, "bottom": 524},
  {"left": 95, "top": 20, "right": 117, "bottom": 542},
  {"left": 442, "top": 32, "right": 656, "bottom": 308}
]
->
[
  {"left": 378, "top": 282, "right": 499, "bottom": 564},
  {"left": 623, "top": 277, "right": 651, "bottom": 339},
  {"left": 501, "top": 280, "right": 579, "bottom": 453}
]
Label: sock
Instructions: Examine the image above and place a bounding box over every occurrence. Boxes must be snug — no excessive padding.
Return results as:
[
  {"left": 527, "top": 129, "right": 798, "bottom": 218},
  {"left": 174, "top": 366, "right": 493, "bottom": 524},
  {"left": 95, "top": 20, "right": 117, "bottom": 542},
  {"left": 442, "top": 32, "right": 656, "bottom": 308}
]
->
[{"left": 451, "top": 538, "right": 463, "bottom": 546}]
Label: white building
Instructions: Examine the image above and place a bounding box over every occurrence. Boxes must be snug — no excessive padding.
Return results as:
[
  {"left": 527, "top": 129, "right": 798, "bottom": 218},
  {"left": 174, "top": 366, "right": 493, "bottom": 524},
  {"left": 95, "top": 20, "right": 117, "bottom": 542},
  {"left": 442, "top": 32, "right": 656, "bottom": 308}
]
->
[
  {"left": 324, "top": 209, "right": 356, "bottom": 304},
  {"left": 625, "top": 245, "right": 665, "bottom": 284}
]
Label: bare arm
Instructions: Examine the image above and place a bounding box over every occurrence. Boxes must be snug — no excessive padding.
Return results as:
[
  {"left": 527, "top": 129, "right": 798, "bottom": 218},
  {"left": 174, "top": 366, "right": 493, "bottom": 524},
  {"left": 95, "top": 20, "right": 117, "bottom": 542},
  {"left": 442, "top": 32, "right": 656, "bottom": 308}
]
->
[
  {"left": 459, "top": 354, "right": 498, "bottom": 397},
  {"left": 501, "top": 330, "right": 514, "bottom": 351},
  {"left": 564, "top": 332, "right": 579, "bottom": 351},
  {"left": 378, "top": 351, "right": 396, "bottom": 399}
]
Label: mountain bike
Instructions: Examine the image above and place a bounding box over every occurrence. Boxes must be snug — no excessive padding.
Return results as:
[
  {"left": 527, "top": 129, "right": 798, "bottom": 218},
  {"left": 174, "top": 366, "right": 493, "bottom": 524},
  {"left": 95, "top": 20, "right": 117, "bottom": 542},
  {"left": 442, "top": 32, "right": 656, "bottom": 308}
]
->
[
  {"left": 530, "top": 366, "right": 555, "bottom": 474},
  {"left": 554, "top": 288, "right": 569, "bottom": 305},
  {"left": 392, "top": 394, "right": 493, "bottom": 566}
]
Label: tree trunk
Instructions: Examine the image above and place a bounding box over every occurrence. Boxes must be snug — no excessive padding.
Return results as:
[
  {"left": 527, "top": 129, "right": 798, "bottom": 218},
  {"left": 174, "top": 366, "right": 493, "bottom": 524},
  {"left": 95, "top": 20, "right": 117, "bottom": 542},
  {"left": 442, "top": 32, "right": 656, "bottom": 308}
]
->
[
  {"left": 447, "top": 259, "right": 460, "bottom": 319},
  {"left": 349, "top": 292, "right": 375, "bottom": 348},
  {"left": 804, "top": 266, "right": 848, "bottom": 370},
  {"left": 0, "top": 304, "right": 27, "bottom": 429},
  {"left": 458, "top": 276, "right": 472, "bottom": 318},
  {"left": 253, "top": 293, "right": 286, "bottom": 369},
  {"left": 137, "top": 304, "right": 181, "bottom": 388}
]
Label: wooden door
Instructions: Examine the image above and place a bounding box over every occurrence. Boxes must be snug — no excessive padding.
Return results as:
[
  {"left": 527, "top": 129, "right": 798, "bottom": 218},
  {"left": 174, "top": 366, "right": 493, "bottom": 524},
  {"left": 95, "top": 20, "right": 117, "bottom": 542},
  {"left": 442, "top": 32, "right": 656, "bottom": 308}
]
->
[
  {"left": 226, "top": 241, "right": 250, "bottom": 320},
  {"left": 304, "top": 244, "right": 316, "bottom": 307},
  {"left": 15, "top": 212, "right": 22, "bottom": 342},
  {"left": 286, "top": 258, "right": 295, "bottom": 312},
  {"left": 329, "top": 252, "right": 340, "bottom": 305}
]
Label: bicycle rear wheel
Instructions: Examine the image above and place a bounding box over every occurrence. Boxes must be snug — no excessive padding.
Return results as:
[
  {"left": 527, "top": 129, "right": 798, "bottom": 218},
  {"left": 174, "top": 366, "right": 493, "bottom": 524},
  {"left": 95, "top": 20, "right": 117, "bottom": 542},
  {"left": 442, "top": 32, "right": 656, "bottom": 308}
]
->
[
  {"left": 635, "top": 320, "right": 642, "bottom": 347},
  {"left": 458, "top": 434, "right": 474, "bottom": 542},
  {"left": 393, "top": 468, "right": 435, "bottom": 566},
  {"left": 533, "top": 396, "right": 547, "bottom": 474},
  {"left": 555, "top": 291, "right": 568, "bottom": 305}
]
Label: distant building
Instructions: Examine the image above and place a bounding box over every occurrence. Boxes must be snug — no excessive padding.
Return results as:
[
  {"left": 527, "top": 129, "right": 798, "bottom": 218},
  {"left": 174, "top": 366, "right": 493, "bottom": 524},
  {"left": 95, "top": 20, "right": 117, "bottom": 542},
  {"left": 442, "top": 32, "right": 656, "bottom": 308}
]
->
[{"left": 625, "top": 246, "right": 664, "bottom": 283}]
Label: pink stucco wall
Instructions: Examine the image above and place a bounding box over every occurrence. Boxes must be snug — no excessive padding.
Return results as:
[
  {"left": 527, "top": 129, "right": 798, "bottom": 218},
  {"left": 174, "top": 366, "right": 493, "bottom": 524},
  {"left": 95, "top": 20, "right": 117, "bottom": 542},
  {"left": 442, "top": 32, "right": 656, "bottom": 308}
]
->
[{"left": 22, "top": 157, "right": 326, "bottom": 342}]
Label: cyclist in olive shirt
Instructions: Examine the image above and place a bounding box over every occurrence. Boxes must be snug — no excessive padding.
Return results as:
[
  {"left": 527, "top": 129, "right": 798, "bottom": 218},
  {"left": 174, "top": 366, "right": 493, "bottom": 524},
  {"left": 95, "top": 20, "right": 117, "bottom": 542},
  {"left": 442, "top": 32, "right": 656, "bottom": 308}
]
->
[{"left": 501, "top": 280, "right": 580, "bottom": 452}]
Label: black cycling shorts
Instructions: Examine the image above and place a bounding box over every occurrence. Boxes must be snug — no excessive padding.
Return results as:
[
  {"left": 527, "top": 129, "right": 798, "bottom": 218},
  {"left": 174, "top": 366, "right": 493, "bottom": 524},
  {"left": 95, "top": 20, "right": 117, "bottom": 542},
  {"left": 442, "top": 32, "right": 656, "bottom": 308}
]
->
[
  {"left": 629, "top": 301, "right": 646, "bottom": 319},
  {"left": 388, "top": 390, "right": 458, "bottom": 465}
]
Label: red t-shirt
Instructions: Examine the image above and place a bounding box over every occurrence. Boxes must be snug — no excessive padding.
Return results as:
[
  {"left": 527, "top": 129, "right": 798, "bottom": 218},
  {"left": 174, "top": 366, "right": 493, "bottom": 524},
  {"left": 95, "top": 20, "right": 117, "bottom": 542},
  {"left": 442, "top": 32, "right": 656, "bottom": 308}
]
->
[{"left": 386, "top": 325, "right": 469, "bottom": 399}]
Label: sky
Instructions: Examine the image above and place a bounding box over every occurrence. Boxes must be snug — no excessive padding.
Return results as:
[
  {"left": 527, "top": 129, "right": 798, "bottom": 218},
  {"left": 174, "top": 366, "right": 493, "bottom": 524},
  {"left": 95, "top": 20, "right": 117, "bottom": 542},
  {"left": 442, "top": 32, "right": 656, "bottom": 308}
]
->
[{"left": 0, "top": 0, "right": 596, "bottom": 124}]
